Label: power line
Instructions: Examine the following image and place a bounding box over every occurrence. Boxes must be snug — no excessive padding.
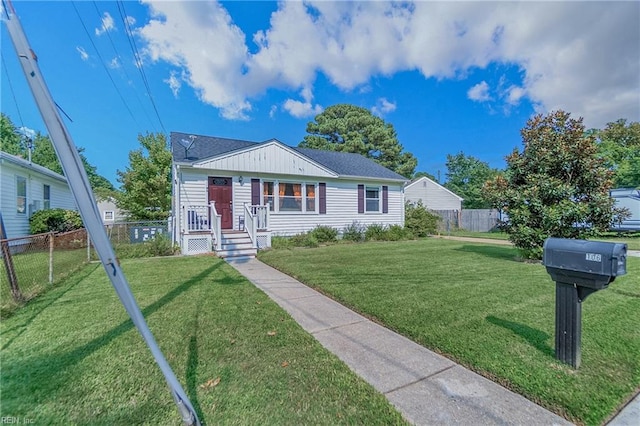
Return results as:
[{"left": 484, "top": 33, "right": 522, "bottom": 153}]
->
[
  {"left": 117, "top": 0, "right": 166, "bottom": 134},
  {"left": 91, "top": 1, "right": 158, "bottom": 133},
  {"left": 1, "top": 51, "right": 25, "bottom": 128},
  {"left": 71, "top": 0, "right": 140, "bottom": 127}
]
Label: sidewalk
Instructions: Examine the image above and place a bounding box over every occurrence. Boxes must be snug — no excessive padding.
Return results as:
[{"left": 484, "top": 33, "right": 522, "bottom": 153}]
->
[{"left": 227, "top": 257, "right": 572, "bottom": 425}]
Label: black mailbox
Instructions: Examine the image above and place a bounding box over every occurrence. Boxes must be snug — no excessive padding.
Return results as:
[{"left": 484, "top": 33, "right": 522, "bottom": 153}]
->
[
  {"left": 542, "top": 237, "right": 627, "bottom": 369},
  {"left": 543, "top": 238, "right": 627, "bottom": 289}
]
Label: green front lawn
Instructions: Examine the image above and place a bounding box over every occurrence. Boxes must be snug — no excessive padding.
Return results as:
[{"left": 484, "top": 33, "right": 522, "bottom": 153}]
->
[
  {"left": 258, "top": 239, "right": 640, "bottom": 426},
  {"left": 0, "top": 256, "right": 406, "bottom": 425}
]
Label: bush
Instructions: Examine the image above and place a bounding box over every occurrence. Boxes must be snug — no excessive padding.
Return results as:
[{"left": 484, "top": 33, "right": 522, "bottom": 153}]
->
[
  {"left": 365, "top": 223, "right": 388, "bottom": 241},
  {"left": 270, "top": 236, "right": 294, "bottom": 249},
  {"left": 309, "top": 225, "right": 338, "bottom": 243},
  {"left": 29, "top": 209, "right": 83, "bottom": 234},
  {"left": 290, "top": 232, "right": 319, "bottom": 248},
  {"left": 387, "top": 224, "right": 413, "bottom": 241},
  {"left": 342, "top": 221, "right": 366, "bottom": 242},
  {"left": 405, "top": 201, "right": 440, "bottom": 237}
]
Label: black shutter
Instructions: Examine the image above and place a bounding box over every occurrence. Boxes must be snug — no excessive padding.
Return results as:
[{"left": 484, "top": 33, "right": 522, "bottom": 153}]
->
[
  {"left": 382, "top": 186, "right": 388, "bottom": 213},
  {"left": 358, "top": 184, "right": 364, "bottom": 213},
  {"left": 251, "top": 179, "right": 260, "bottom": 205},
  {"left": 319, "top": 183, "right": 326, "bottom": 214}
]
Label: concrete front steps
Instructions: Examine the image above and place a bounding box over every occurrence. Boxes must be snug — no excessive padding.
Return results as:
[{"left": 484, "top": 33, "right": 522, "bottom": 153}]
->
[{"left": 217, "top": 230, "right": 257, "bottom": 259}]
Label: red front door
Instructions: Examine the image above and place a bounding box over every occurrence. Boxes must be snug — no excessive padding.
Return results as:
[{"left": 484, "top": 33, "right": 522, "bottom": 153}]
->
[{"left": 208, "top": 177, "right": 233, "bottom": 229}]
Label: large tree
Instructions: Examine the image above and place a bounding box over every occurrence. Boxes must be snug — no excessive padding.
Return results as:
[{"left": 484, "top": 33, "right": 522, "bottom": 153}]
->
[
  {"left": 0, "top": 113, "right": 115, "bottom": 193},
  {"left": 484, "top": 110, "right": 623, "bottom": 259},
  {"left": 299, "top": 104, "right": 417, "bottom": 178},
  {"left": 593, "top": 119, "right": 640, "bottom": 188},
  {"left": 444, "top": 152, "right": 500, "bottom": 209},
  {"left": 116, "top": 132, "right": 172, "bottom": 221}
]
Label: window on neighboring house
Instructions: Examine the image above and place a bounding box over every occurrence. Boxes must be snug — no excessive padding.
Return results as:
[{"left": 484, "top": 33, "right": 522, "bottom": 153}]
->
[
  {"left": 279, "top": 182, "right": 302, "bottom": 212},
  {"left": 306, "top": 184, "right": 316, "bottom": 212},
  {"left": 104, "top": 211, "right": 114, "bottom": 221},
  {"left": 16, "top": 176, "right": 26, "bottom": 214},
  {"left": 365, "top": 186, "right": 380, "bottom": 212},
  {"left": 263, "top": 181, "right": 275, "bottom": 211},
  {"left": 43, "top": 184, "right": 51, "bottom": 209}
]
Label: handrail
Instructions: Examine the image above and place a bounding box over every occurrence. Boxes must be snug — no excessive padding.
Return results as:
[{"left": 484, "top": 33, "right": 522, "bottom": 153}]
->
[
  {"left": 244, "top": 203, "right": 257, "bottom": 248},
  {"left": 210, "top": 202, "right": 222, "bottom": 250}
]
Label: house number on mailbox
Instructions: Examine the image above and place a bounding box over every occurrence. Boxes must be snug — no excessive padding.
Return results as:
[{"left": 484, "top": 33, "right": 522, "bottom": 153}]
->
[{"left": 585, "top": 253, "right": 602, "bottom": 262}]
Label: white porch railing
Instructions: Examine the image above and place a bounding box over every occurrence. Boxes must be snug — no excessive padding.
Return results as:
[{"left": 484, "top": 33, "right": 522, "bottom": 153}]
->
[
  {"left": 244, "top": 204, "right": 270, "bottom": 249},
  {"left": 182, "top": 203, "right": 221, "bottom": 250}
]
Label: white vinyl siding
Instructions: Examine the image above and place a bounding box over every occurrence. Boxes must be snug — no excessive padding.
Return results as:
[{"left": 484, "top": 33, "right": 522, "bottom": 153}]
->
[
  {"left": 193, "top": 142, "right": 337, "bottom": 178},
  {"left": 176, "top": 168, "right": 405, "bottom": 237},
  {"left": 405, "top": 177, "right": 462, "bottom": 211},
  {"left": 0, "top": 153, "right": 76, "bottom": 238}
]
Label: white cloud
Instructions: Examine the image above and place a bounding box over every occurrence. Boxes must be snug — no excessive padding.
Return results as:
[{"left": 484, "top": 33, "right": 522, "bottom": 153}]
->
[
  {"left": 109, "top": 57, "right": 120, "bottom": 69},
  {"left": 18, "top": 126, "right": 36, "bottom": 140},
  {"left": 125, "top": 16, "right": 136, "bottom": 26},
  {"left": 76, "top": 46, "right": 89, "bottom": 61},
  {"left": 136, "top": 1, "right": 639, "bottom": 126},
  {"left": 95, "top": 12, "right": 115, "bottom": 36},
  {"left": 371, "top": 98, "right": 397, "bottom": 117},
  {"left": 467, "top": 81, "right": 491, "bottom": 102},
  {"left": 269, "top": 105, "right": 278, "bottom": 118},
  {"left": 164, "top": 71, "right": 182, "bottom": 97},
  {"left": 283, "top": 87, "right": 323, "bottom": 118}
]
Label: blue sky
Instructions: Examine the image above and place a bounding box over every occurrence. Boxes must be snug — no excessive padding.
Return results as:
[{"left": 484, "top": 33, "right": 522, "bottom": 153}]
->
[{"left": 2, "top": 1, "right": 639, "bottom": 187}]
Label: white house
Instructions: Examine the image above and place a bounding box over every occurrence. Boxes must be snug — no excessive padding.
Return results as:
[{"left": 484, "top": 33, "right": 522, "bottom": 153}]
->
[
  {"left": 404, "top": 176, "right": 463, "bottom": 211},
  {"left": 610, "top": 188, "right": 640, "bottom": 231},
  {"left": 96, "top": 197, "right": 126, "bottom": 224},
  {"left": 171, "top": 132, "right": 409, "bottom": 258},
  {"left": 0, "top": 151, "right": 76, "bottom": 238}
]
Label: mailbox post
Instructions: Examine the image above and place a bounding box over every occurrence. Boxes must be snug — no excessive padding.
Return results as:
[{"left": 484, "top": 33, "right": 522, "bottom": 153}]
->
[{"left": 542, "top": 238, "right": 627, "bottom": 368}]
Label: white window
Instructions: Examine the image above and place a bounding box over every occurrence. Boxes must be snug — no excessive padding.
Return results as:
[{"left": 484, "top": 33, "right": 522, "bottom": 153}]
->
[
  {"left": 16, "top": 176, "right": 26, "bottom": 214},
  {"left": 365, "top": 186, "right": 380, "bottom": 212},
  {"left": 43, "top": 184, "right": 51, "bottom": 210},
  {"left": 104, "top": 211, "right": 114, "bottom": 221},
  {"left": 265, "top": 181, "right": 317, "bottom": 213}
]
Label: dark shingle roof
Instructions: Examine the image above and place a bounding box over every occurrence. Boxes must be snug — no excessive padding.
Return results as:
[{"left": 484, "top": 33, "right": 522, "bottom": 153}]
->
[{"left": 170, "top": 131, "right": 407, "bottom": 181}]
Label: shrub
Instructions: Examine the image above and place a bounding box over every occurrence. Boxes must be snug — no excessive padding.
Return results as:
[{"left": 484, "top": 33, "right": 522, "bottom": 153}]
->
[
  {"left": 270, "top": 236, "right": 294, "bottom": 249},
  {"left": 387, "top": 224, "right": 413, "bottom": 241},
  {"left": 289, "top": 232, "right": 319, "bottom": 248},
  {"left": 29, "top": 209, "right": 83, "bottom": 234},
  {"left": 404, "top": 201, "right": 440, "bottom": 237},
  {"left": 342, "top": 221, "right": 366, "bottom": 242},
  {"left": 310, "top": 225, "right": 338, "bottom": 243},
  {"left": 365, "top": 223, "right": 388, "bottom": 241},
  {"left": 111, "top": 234, "right": 178, "bottom": 259}
]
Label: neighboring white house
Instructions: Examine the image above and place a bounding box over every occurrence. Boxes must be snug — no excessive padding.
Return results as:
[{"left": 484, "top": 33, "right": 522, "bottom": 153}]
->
[
  {"left": 96, "top": 197, "right": 126, "bottom": 224},
  {"left": 171, "top": 132, "right": 409, "bottom": 257},
  {"left": 610, "top": 188, "right": 640, "bottom": 231},
  {"left": 404, "top": 176, "right": 463, "bottom": 211},
  {"left": 0, "top": 151, "right": 76, "bottom": 238}
]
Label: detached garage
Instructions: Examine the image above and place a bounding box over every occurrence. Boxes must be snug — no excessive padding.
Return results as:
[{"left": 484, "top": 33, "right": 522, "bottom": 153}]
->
[{"left": 405, "top": 176, "right": 463, "bottom": 211}]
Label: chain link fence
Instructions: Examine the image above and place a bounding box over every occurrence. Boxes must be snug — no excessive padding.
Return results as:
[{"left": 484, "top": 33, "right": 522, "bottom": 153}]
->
[
  {"left": 1, "top": 220, "right": 170, "bottom": 317},
  {"left": 1, "top": 229, "right": 90, "bottom": 316}
]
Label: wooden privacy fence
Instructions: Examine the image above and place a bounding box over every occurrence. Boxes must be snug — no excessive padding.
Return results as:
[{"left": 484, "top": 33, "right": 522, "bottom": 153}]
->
[{"left": 431, "top": 209, "right": 502, "bottom": 232}]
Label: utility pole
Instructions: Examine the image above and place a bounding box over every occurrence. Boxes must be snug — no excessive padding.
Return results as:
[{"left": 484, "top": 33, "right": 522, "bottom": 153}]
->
[{"left": 3, "top": 2, "right": 200, "bottom": 424}]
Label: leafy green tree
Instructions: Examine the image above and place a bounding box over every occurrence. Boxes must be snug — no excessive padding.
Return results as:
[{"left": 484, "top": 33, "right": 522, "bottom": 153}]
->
[
  {"left": 116, "top": 133, "right": 172, "bottom": 221},
  {"left": 405, "top": 201, "right": 441, "bottom": 237},
  {"left": 299, "top": 104, "right": 417, "bottom": 178},
  {"left": 1, "top": 113, "right": 23, "bottom": 153},
  {"left": 484, "top": 110, "right": 623, "bottom": 259},
  {"left": 593, "top": 119, "right": 640, "bottom": 188},
  {"left": 444, "top": 152, "right": 500, "bottom": 209}
]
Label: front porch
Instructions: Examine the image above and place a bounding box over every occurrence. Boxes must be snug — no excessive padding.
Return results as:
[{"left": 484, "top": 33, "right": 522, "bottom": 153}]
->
[{"left": 179, "top": 203, "right": 271, "bottom": 258}]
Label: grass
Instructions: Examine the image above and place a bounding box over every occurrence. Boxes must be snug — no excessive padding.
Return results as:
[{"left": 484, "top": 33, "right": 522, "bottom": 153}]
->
[
  {"left": 258, "top": 239, "right": 640, "bottom": 426},
  {"left": 0, "top": 256, "right": 407, "bottom": 425}
]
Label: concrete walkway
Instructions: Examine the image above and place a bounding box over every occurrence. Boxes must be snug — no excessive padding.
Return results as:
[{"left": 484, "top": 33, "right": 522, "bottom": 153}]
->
[{"left": 227, "top": 257, "right": 573, "bottom": 425}]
